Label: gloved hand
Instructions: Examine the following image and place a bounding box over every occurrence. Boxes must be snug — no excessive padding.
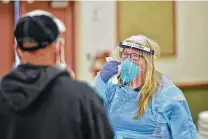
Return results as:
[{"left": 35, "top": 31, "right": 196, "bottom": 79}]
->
[{"left": 100, "top": 60, "right": 121, "bottom": 83}]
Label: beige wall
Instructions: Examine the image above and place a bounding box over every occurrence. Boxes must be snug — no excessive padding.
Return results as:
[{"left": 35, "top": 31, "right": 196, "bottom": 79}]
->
[
  {"left": 75, "top": 1, "right": 116, "bottom": 82},
  {"left": 75, "top": 1, "right": 208, "bottom": 85},
  {"left": 155, "top": 1, "right": 208, "bottom": 84}
]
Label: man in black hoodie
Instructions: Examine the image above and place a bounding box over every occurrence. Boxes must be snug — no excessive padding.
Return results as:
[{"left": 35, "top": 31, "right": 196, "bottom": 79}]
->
[{"left": 0, "top": 11, "right": 114, "bottom": 139}]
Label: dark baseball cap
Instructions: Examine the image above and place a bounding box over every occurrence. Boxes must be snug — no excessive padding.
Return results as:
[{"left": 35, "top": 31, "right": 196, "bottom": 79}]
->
[{"left": 14, "top": 14, "right": 59, "bottom": 52}]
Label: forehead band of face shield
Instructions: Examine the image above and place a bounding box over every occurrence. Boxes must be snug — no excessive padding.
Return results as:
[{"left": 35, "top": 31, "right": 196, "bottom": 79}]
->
[{"left": 118, "top": 41, "right": 155, "bottom": 55}]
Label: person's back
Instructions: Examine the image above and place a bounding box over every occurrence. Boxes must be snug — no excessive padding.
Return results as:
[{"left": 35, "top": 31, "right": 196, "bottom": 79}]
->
[
  {"left": 0, "top": 10, "right": 114, "bottom": 139},
  {"left": 0, "top": 64, "right": 113, "bottom": 139}
]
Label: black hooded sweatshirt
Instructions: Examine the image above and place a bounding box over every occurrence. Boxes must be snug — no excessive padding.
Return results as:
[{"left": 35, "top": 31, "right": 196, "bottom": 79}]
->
[{"left": 0, "top": 64, "right": 114, "bottom": 139}]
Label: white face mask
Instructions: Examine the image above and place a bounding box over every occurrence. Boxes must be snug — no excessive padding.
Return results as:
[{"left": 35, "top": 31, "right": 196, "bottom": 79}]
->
[
  {"left": 55, "top": 37, "right": 76, "bottom": 79},
  {"left": 14, "top": 53, "right": 21, "bottom": 68},
  {"left": 55, "top": 37, "right": 67, "bottom": 70}
]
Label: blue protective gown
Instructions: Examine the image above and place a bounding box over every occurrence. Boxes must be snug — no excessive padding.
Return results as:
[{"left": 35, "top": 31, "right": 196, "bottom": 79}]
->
[{"left": 91, "top": 72, "right": 198, "bottom": 139}]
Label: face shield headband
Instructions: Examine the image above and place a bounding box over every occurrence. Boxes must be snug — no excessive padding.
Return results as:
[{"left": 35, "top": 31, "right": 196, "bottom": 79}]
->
[{"left": 118, "top": 41, "right": 155, "bottom": 55}]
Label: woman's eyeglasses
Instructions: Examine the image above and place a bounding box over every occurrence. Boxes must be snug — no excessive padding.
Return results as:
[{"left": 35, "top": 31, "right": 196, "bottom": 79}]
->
[{"left": 119, "top": 52, "right": 143, "bottom": 60}]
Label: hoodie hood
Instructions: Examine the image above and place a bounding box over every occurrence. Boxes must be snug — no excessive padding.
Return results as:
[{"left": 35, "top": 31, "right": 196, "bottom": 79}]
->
[{"left": 0, "top": 64, "right": 67, "bottom": 112}]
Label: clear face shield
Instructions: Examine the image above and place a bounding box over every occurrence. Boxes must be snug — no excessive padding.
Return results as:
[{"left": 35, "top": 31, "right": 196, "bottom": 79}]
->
[{"left": 109, "top": 41, "right": 154, "bottom": 89}]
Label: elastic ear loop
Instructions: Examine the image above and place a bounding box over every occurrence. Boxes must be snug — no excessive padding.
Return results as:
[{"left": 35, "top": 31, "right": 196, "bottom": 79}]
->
[
  {"left": 59, "top": 38, "right": 65, "bottom": 63},
  {"left": 55, "top": 37, "right": 68, "bottom": 70},
  {"left": 56, "top": 39, "right": 61, "bottom": 64}
]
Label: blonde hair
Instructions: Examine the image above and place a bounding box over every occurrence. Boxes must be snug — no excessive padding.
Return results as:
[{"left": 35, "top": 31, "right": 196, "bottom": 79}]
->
[{"left": 124, "top": 35, "right": 160, "bottom": 119}]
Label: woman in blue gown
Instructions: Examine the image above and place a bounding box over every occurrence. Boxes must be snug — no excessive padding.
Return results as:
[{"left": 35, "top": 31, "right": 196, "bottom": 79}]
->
[{"left": 91, "top": 35, "right": 198, "bottom": 139}]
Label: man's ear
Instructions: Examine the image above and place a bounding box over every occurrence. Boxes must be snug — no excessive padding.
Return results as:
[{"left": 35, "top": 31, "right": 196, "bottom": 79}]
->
[
  {"left": 55, "top": 41, "right": 62, "bottom": 63},
  {"left": 13, "top": 44, "right": 17, "bottom": 50},
  {"left": 14, "top": 44, "right": 22, "bottom": 60}
]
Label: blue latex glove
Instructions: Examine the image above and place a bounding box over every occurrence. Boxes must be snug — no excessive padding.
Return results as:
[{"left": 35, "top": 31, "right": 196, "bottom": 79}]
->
[{"left": 100, "top": 60, "right": 121, "bottom": 83}]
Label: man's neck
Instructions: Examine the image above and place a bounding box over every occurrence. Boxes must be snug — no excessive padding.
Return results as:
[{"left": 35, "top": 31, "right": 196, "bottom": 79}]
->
[{"left": 21, "top": 59, "right": 55, "bottom": 67}]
